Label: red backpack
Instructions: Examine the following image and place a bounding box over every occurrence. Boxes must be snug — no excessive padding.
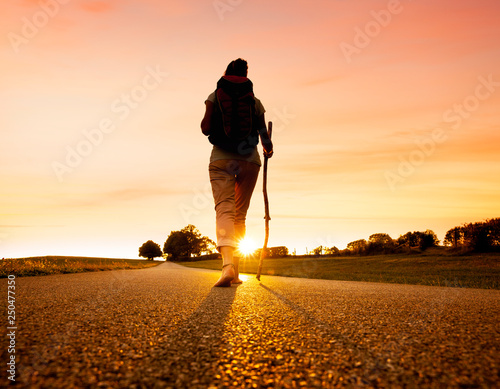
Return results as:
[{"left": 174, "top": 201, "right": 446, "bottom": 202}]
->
[{"left": 208, "top": 76, "right": 259, "bottom": 155}]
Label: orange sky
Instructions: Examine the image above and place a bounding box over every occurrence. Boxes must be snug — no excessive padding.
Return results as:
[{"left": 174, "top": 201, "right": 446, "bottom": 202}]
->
[{"left": 2, "top": 0, "right": 500, "bottom": 258}]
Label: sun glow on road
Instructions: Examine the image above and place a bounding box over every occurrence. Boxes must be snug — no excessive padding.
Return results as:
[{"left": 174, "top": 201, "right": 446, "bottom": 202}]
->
[{"left": 237, "top": 237, "right": 258, "bottom": 257}]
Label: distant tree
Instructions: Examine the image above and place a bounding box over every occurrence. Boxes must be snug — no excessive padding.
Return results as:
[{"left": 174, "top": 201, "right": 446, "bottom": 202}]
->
[
  {"left": 420, "top": 229, "right": 439, "bottom": 250},
  {"left": 138, "top": 240, "right": 162, "bottom": 260},
  {"left": 461, "top": 218, "right": 500, "bottom": 252},
  {"left": 163, "top": 225, "right": 216, "bottom": 260},
  {"left": 367, "top": 233, "right": 395, "bottom": 254},
  {"left": 444, "top": 226, "right": 464, "bottom": 248},
  {"left": 397, "top": 230, "right": 438, "bottom": 251},
  {"left": 369, "top": 233, "right": 393, "bottom": 245},
  {"left": 163, "top": 231, "right": 191, "bottom": 259},
  {"left": 487, "top": 218, "right": 500, "bottom": 247},
  {"left": 347, "top": 239, "right": 367, "bottom": 255},
  {"left": 270, "top": 246, "right": 289, "bottom": 257},
  {"left": 182, "top": 225, "right": 205, "bottom": 255},
  {"left": 397, "top": 232, "right": 420, "bottom": 249},
  {"left": 200, "top": 236, "right": 217, "bottom": 255},
  {"left": 324, "top": 246, "right": 340, "bottom": 256},
  {"left": 312, "top": 245, "right": 340, "bottom": 256},
  {"left": 256, "top": 246, "right": 289, "bottom": 258},
  {"left": 312, "top": 246, "right": 323, "bottom": 256}
]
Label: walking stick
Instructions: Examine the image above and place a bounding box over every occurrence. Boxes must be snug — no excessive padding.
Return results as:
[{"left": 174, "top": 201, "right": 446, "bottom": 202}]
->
[{"left": 256, "top": 121, "right": 272, "bottom": 281}]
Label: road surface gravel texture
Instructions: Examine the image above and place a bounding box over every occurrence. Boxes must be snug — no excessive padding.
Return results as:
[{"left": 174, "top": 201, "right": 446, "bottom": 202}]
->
[{"left": 1, "top": 262, "right": 499, "bottom": 388}]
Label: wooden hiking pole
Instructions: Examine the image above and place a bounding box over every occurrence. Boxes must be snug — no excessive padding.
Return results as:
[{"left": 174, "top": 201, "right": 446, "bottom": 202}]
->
[{"left": 256, "top": 121, "right": 272, "bottom": 281}]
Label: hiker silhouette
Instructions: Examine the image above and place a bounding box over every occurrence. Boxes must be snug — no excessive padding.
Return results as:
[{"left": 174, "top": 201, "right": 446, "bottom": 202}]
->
[{"left": 201, "top": 58, "right": 273, "bottom": 287}]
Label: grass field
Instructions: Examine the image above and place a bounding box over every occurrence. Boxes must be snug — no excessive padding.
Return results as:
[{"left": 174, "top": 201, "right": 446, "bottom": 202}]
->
[
  {"left": 0, "top": 256, "right": 162, "bottom": 278},
  {"left": 177, "top": 251, "right": 500, "bottom": 290},
  {"left": 2, "top": 253, "right": 498, "bottom": 289}
]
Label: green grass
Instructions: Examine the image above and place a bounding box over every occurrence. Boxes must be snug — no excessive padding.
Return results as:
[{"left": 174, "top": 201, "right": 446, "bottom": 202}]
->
[
  {"left": 177, "top": 251, "right": 500, "bottom": 289},
  {"left": 0, "top": 256, "right": 162, "bottom": 278}
]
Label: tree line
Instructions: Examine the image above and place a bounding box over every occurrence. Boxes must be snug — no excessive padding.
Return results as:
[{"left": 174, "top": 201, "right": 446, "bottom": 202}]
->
[
  {"left": 312, "top": 218, "right": 499, "bottom": 256},
  {"left": 311, "top": 230, "right": 439, "bottom": 257},
  {"left": 138, "top": 218, "right": 499, "bottom": 260},
  {"left": 443, "top": 218, "right": 500, "bottom": 252}
]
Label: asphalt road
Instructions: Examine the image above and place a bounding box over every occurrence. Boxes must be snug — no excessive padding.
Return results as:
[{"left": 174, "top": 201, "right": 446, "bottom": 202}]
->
[{"left": 1, "top": 262, "right": 499, "bottom": 388}]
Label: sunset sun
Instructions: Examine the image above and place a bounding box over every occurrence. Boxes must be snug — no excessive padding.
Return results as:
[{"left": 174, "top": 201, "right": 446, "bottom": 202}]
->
[{"left": 237, "top": 237, "right": 259, "bottom": 256}]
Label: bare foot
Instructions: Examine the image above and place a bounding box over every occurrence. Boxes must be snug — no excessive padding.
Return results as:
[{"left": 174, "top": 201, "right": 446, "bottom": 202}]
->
[
  {"left": 213, "top": 264, "right": 235, "bottom": 287},
  {"left": 231, "top": 278, "right": 243, "bottom": 284}
]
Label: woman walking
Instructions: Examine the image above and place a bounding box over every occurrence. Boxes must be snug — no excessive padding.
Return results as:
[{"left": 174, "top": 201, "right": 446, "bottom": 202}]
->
[{"left": 201, "top": 58, "right": 273, "bottom": 287}]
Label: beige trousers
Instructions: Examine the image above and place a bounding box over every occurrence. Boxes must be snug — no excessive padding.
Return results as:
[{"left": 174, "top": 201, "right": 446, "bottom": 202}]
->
[{"left": 209, "top": 159, "right": 260, "bottom": 249}]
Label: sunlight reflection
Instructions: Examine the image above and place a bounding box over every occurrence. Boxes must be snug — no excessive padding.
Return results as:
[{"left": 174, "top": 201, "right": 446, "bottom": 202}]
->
[{"left": 236, "top": 237, "right": 258, "bottom": 257}]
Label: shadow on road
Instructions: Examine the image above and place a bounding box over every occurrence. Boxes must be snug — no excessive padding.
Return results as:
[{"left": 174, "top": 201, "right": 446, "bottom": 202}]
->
[
  {"left": 148, "top": 285, "right": 239, "bottom": 387},
  {"left": 258, "top": 283, "right": 389, "bottom": 368}
]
